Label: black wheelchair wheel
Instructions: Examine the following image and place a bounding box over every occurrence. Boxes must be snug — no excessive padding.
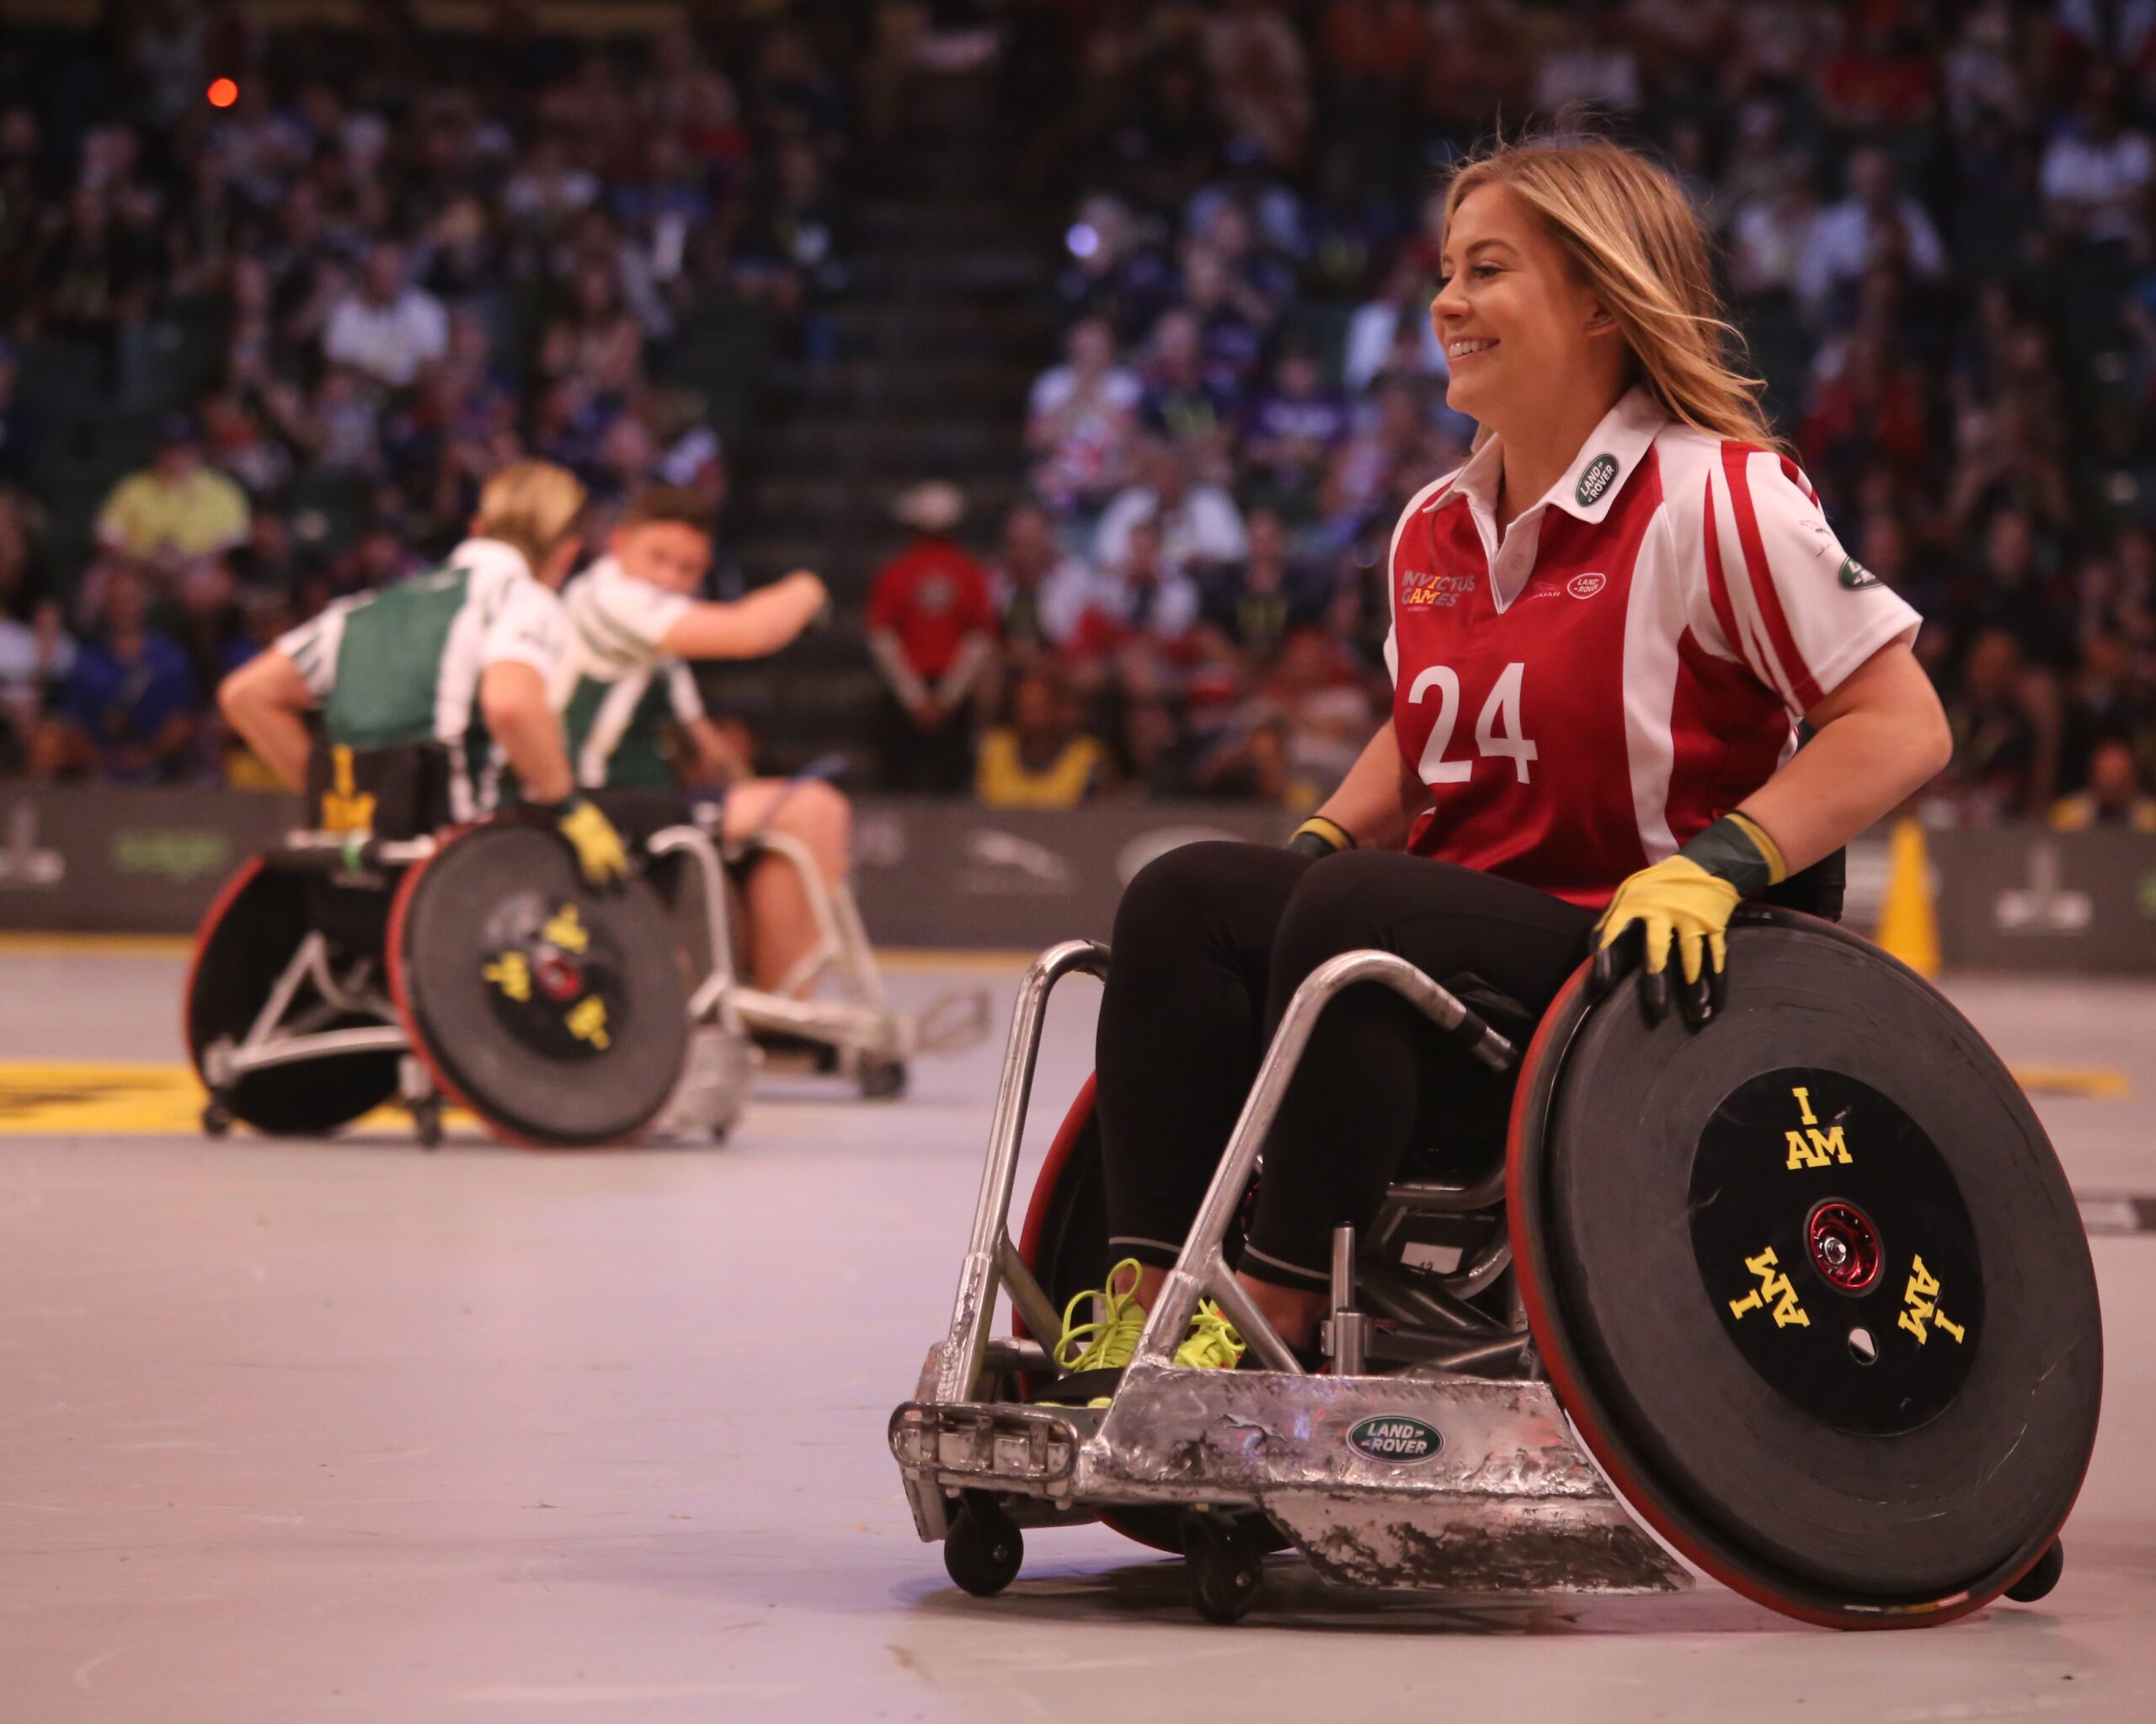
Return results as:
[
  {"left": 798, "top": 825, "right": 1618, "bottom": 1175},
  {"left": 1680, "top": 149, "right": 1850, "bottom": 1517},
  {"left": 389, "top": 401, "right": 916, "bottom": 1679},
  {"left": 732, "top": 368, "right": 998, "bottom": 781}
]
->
[
  {"left": 387, "top": 824, "right": 690, "bottom": 1148},
  {"left": 1509, "top": 909, "right": 2102, "bottom": 1629},
  {"left": 184, "top": 857, "right": 401, "bottom": 1137},
  {"left": 1182, "top": 1510, "right": 1265, "bottom": 1625},
  {"left": 943, "top": 1492, "right": 1024, "bottom": 1597}
]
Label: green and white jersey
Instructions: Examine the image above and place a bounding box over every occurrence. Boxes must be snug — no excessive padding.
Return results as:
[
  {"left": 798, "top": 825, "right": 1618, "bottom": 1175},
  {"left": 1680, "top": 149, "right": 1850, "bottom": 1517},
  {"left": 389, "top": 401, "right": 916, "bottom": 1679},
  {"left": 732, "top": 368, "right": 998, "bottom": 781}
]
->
[
  {"left": 553, "top": 556, "right": 705, "bottom": 790},
  {"left": 275, "top": 537, "right": 568, "bottom": 818}
]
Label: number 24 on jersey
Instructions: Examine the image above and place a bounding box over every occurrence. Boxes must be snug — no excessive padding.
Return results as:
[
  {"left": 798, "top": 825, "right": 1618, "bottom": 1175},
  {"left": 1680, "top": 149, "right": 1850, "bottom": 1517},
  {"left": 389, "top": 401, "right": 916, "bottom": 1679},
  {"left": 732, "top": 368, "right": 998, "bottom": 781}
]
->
[{"left": 1410, "top": 661, "right": 1536, "bottom": 785}]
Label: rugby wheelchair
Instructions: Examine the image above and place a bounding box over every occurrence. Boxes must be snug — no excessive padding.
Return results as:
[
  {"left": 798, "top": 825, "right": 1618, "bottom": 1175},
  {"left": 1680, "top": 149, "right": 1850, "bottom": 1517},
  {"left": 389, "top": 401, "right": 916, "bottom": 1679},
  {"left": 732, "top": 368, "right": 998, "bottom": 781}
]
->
[
  {"left": 596, "top": 779, "right": 989, "bottom": 1102},
  {"left": 890, "top": 900, "right": 2103, "bottom": 1629},
  {"left": 186, "top": 745, "right": 749, "bottom": 1147}
]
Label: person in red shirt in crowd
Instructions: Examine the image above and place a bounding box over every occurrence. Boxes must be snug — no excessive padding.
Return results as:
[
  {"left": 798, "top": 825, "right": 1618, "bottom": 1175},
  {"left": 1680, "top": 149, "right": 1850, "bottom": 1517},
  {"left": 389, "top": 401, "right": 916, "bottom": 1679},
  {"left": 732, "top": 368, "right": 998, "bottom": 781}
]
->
[{"left": 866, "top": 480, "right": 998, "bottom": 793}]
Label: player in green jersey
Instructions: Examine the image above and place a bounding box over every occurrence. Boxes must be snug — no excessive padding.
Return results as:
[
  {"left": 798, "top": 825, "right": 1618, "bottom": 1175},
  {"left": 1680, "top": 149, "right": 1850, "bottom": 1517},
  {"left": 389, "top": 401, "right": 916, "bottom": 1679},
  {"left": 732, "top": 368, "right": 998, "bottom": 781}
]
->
[
  {"left": 217, "top": 460, "right": 628, "bottom": 883},
  {"left": 554, "top": 485, "right": 838, "bottom": 989}
]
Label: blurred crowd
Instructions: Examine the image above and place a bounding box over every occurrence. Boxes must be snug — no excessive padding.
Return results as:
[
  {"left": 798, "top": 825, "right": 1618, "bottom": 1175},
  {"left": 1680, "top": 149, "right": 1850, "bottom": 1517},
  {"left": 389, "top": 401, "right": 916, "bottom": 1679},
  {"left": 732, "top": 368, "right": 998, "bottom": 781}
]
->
[
  {"left": 1, "top": 0, "right": 854, "bottom": 783},
  {"left": 9, "top": 2, "right": 2156, "bottom": 836},
  {"left": 870, "top": 0, "right": 2156, "bottom": 827}
]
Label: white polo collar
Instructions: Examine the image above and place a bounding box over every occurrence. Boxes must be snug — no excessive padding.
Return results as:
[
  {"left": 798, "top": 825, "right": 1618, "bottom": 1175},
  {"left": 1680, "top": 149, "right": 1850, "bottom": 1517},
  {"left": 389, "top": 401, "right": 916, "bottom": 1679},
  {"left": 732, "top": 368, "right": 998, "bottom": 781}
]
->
[
  {"left": 1428, "top": 384, "right": 1668, "bottom": 526},
  {"left": 451, "top": 536, "right": 537, "bottom": 584}
]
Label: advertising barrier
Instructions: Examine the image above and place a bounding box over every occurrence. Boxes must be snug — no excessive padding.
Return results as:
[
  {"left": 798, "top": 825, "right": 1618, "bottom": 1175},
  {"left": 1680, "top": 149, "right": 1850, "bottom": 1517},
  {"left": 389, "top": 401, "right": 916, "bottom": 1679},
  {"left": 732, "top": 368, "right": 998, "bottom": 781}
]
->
[{"left": 3, "top": 785, "right": 2153, "bottom": 972}]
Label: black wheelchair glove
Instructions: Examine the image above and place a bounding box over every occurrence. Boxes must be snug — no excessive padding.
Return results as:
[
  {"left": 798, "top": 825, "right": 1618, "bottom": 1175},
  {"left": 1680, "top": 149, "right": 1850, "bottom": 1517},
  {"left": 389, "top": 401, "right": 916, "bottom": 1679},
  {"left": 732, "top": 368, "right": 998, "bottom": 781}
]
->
[{"left": 1287, "top": 815, "right": 1355, "bottom": 860}]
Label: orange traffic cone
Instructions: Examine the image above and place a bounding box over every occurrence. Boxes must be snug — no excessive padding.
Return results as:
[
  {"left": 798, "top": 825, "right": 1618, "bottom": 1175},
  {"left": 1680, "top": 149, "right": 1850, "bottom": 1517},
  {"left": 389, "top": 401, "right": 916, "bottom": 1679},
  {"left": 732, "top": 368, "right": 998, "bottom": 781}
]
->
[{"left": 1874, "top": 817, "right": 1941, "bottom": 977}]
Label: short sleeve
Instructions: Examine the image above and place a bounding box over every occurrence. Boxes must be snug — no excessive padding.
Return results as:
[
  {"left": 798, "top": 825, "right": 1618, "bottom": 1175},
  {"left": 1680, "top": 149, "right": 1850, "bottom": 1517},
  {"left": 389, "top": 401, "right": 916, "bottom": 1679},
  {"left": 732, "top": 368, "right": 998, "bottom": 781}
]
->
[
  {"left": 666, "top": 660, "right": 704, "bottom": 722},
  {"left": 94, "top": 475, "right": 141, "bottom": 547},
  {"left": 484, "top": 581, "right": 568, "bottom": 676},
  {"left": 587, "top": 567, "right": 692, "bottom": 654},
  {"left": 275, "top": 601, "right": 347, "bottom": 701},
  {"left": 204, "top": 473, "right": 250, "bottom": 547},
  {"left": 1700, "top": 447, "right": 1921, "bottom": 715}
]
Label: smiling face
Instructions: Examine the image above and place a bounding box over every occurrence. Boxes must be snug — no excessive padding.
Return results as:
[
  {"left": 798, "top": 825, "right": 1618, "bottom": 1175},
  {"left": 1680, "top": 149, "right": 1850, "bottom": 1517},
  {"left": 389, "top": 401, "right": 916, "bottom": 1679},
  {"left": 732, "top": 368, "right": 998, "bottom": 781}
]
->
[{"left": 1432, "top": 183, "right": 1614, "bottom": 428}]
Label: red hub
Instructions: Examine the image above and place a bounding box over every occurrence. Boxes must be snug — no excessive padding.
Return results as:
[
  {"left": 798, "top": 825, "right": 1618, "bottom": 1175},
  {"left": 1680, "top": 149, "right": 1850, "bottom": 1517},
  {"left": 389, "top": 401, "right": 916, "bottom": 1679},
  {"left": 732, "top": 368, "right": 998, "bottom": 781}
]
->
[
  {"left": 534, "top": 949, "right": 584, "bottom": 1002},
  {"left": 1806, "top": 1199, "right": 1882, "bottom": 1294}
]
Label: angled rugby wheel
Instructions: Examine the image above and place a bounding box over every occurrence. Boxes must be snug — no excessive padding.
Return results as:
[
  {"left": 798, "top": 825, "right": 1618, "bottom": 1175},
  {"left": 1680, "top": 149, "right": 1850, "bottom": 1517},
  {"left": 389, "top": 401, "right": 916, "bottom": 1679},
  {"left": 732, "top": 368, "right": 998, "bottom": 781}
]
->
[
  {"left": 1508, "top": 908, "right": 2102, "bottom": 1629},
  {"left": 387, "top": 823, "right": 690, "bottom": 1149},
  {"left": 184, "top": 857, "right": 401, "bottom": 1137}
]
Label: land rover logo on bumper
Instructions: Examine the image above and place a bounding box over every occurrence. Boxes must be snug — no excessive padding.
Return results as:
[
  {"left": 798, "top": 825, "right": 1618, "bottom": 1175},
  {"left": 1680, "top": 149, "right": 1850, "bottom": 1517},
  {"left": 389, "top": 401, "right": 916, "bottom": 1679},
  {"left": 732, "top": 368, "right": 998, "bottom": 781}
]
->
[{"left": 1347, "top": 1415, "right": 1444, "bottom": 1464}]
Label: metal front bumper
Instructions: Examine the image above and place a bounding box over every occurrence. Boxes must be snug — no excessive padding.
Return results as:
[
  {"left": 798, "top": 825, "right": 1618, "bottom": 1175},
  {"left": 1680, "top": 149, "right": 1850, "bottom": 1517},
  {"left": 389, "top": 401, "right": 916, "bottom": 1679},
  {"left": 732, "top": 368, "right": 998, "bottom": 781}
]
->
[{"left": 892, "top": 1356, "right": 1690, "bottom": 1595}]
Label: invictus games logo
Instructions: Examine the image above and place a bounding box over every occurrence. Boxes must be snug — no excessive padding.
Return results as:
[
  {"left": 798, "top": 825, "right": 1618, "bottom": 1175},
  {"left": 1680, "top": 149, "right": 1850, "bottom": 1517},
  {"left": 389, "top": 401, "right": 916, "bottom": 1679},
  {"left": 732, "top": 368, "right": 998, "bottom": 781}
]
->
[
  {"left": 1346, "top": 1415, "right": 1444, "bottom": 1465},
  {"left": 1400, "top": 569, "right": 1477, "bottom": 608},
  {"left": 1576, "top": 452, "right": 1620, "bottom": 508},
  {"left": 1838, "top": 557, "right": 1881, "bottom": 590}
]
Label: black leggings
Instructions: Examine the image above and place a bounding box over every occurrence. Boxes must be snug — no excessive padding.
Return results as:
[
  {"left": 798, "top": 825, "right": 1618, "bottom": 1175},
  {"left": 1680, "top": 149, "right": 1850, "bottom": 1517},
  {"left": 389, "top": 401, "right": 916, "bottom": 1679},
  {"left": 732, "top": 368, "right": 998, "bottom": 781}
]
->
[{"left": 1095, "top": 843, "right": 1597, "bottom": 1290}]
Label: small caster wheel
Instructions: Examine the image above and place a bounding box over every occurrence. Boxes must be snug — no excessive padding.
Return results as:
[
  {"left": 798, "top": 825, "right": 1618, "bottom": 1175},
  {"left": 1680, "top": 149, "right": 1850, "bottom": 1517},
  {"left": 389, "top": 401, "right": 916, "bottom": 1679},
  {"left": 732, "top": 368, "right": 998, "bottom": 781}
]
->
[
  {"left": 201, "top": 1099, "right": 234, "bottom": 1137},
  {"left": 1182, "top": 1511, "right": 1263, "bottom": 1625},
  {"left": 943, "top": 1492, "right": 1022, "bottom": 1597},
  {"left": 2004, "top": 1539, "right": 2064, "bottom": 1604},
  {"left": 411, "top": 1101, "right": 443, "bottom": 1150},
  {"left": 858, "top": 1058, "right": 908, "bottom": 1101}
]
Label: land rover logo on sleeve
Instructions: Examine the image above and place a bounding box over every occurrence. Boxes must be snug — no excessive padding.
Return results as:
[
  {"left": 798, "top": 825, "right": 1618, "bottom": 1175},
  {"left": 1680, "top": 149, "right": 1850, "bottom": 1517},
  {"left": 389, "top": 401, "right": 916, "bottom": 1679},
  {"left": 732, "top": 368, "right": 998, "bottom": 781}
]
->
[
  {"left": 1576, "top": 452, "right": 1620, "bottom": 508},
  {"left": 1838, "top": 556, "right": 1881, "bottom": 590},
  {"left": 1346, "top": 1414, "right": 1444, "bottom": 1465}
]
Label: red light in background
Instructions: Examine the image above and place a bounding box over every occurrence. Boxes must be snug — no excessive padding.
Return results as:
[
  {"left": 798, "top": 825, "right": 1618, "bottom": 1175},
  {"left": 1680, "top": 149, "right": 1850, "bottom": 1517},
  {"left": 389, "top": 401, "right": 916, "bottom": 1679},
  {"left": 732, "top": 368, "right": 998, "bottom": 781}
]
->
[{"left": 207, "top": 78, "right": 238, "bottom": 109}]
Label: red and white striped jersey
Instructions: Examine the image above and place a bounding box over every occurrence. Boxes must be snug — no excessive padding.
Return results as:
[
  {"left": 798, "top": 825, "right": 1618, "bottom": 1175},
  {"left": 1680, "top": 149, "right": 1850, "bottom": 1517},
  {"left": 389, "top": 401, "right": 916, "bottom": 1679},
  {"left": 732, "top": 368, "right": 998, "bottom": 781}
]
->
[{"left": 1384, "top": 386, "right": 1920, "bottom": 910}]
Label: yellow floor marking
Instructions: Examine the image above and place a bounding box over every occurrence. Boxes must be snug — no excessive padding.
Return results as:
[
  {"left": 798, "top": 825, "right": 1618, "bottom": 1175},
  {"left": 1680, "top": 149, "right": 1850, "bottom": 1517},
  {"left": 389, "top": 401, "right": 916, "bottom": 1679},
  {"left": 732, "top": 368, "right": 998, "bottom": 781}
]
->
[
  {"left": 0, "top": 931, "right": 197, "bottom": 959},
  {"left": 2008, "top": 1065, "right": 2132, "bottom": 1099},
  {"left": 0, "top": 1060, "right": 476, "bottom": 1137},
  {"left": 4, "top": 1054, "right": 2127, "bottom": 1140},
  {"left": 0, "top": 1060, "right": 206, "bottom": 1134}
]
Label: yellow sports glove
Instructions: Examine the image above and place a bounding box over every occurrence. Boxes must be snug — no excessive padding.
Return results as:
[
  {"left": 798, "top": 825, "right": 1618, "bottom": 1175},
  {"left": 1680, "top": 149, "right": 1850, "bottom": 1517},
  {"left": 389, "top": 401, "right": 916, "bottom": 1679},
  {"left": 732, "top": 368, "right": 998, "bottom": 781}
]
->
[
  {"left": 1593, "top": 812, "right": 1786, "bottom": 1027},
  {"left": 549, "top": 795, "right": 630, "bottom": 889}
]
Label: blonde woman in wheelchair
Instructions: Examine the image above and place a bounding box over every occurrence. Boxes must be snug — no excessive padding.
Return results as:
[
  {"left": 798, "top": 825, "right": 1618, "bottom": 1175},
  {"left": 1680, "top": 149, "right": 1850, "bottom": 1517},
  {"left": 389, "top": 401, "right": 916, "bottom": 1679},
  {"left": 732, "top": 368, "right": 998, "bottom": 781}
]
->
[{"left": 1048, "top": 133, "right": 1953, "bottom": 1390}]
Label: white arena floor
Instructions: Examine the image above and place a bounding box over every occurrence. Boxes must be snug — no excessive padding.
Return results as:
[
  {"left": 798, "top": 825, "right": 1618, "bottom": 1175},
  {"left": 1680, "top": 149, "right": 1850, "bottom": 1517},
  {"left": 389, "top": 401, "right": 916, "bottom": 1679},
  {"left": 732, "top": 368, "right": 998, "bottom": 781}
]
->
[{"left": 1, "top": 941, "right": 2152, "bottom": 1723}]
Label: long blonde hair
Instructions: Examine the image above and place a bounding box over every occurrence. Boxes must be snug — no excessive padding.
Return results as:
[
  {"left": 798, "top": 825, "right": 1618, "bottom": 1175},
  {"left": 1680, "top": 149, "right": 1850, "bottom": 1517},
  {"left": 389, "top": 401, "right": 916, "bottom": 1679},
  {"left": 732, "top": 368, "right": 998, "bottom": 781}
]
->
[
  {"left": 472, "top": 459, "right": 588, "bottom": 577},
  {"left": 1443, "top": 131, "right": 1788, "bottom": 453}
]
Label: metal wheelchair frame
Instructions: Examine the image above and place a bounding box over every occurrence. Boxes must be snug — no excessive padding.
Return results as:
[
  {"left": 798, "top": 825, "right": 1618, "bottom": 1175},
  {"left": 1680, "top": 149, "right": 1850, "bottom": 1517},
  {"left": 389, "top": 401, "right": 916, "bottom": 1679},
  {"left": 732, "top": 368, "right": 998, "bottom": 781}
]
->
[
  {"left": 889, "top": 940, "right": 1688, "bottom": 1620},
  {"left": 197, "top": 833, "right": 445, "bottom": 1140},
  {"left": 691, "top": 817, "right": 988, "bottom": 1094},
  {"left": 202, "top": 824, "right": 761, "bottom": 1146}
]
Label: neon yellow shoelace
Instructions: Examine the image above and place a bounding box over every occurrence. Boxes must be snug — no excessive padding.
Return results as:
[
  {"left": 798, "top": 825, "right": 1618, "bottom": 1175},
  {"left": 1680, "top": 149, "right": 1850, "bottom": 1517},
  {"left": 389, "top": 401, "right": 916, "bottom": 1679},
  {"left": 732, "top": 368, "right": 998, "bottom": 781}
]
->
[
  {"left": 1172, "top": 1300, "right": 1246, "bottom": 1371},
  {"left": 1053, "top": 1264, "right": 1246, "bottom": 1383},
  {"left": 1054, "top": 1257, "right": 1146, "bottom": 1374}
]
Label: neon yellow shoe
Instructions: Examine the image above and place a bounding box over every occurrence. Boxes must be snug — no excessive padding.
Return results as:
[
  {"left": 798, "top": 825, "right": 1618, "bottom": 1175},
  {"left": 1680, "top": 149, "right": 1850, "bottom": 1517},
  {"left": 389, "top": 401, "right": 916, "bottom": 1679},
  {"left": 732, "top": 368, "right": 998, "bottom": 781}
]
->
[
  {"left": 1172, "top": 1300, "right": 1246, "bottom": 1371},
  {"left": 1044, "top": 1264, "right": 1246, "bottom": 1406},
  {"left": 1048, "top": 1257, "right": 1147, "bottom": 1406}
]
